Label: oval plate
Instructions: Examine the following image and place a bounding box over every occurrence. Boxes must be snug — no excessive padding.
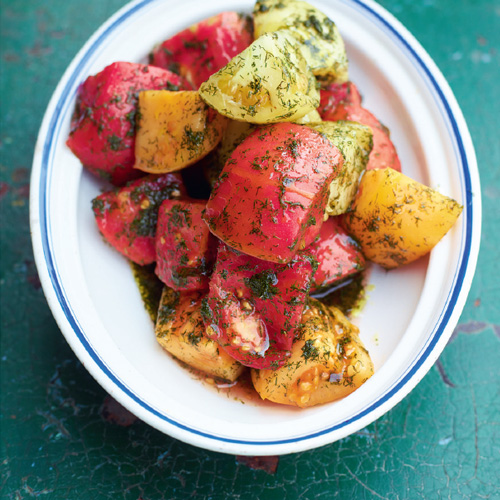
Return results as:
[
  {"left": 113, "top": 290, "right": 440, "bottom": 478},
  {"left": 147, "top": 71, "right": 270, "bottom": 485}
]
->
[{"left": 30, "top": 0, "right": 481, "bottom": 455}]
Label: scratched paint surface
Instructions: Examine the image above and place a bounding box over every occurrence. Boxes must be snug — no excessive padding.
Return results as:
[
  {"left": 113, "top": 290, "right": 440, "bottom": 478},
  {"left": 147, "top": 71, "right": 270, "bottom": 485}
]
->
[{"left": 1, "top": 1, "right": 499, "bottom": 498}]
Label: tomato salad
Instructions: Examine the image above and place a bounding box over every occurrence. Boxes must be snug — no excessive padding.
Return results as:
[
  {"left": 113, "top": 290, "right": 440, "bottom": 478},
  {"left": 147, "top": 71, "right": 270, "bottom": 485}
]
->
[{"left": 68, "top": 0, "right": 462, "bottom": 408}]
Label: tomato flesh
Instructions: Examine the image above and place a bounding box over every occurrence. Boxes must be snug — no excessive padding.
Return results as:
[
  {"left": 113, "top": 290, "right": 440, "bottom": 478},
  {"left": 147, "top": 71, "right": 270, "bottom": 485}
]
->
[
  {"left": 302, "top": 217, "right": 365, "bottom": 293},
  {"left": 319, "top": 82, "right": 401, "bottom": 172},
  {"left": 156, "top": 199, "right": 217, "bottom": 291},
  {"left": 202, "top": 243, "right": 314, "bottom": 369},
  {"left": 67, "top": 62, "right": 189, "bottom": 185},
  {"left": 149, "top": 12, "right": 253, "bottom": 89},
  {"left": 203, "top": 123, "right": 343, "bottom": 263},
  {"left": 92, "top": 173, "right": 186, "bottom": 265}
]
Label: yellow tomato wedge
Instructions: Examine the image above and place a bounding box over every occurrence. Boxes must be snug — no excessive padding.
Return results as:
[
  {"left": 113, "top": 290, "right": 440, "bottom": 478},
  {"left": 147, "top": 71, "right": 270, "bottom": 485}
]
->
[
  {"left": 251, "top": 300, "right": 373, "bottom": 408},
  {"left": 254, "top": 0, "right": 349, "bottom": 85},
  {"left": 343, "top": 168, "right": 463, "bottom": 268},
  {"left": 156, "top": 287, "right": 245, "bottom": 382},
  {"left": 199, "top": 30, "right": 319, "bottom": 124},
  {"left": 134, "top": 90, "right": 227, "bottom": 173}
]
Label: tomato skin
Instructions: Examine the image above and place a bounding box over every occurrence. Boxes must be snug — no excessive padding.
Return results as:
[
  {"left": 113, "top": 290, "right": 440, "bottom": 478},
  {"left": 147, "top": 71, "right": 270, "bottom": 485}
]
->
[
  {"left": 155, "top": 199, "right": 217, "bottom": 291},
  {"left": 201, "top": 243, "right": 314, "bottom": 369},
  {"left": 318, "top": 82, "right": 362, "bottom": 117},
  {"left": 92, "top": 173, "right": 186, "bottom": 265},
  {"left": 149, "top": 12, "right": 253, "bottom": 89},
  {"left": 302, "top": 217, "right": 365, "bottom": 293},
  {"left": 67, "top": 62, "right": 189, "bottom": 185},
  {"left": 319, "top": 82, "right": 401, "bottom": 172},
  {"left": 203, "top": 123, "right": 343, "bottom": 264}
]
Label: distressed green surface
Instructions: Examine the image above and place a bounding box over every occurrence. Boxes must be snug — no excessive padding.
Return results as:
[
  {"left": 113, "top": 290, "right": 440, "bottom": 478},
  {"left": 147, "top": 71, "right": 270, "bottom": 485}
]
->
[{"left": 1, "top": 0, "right": 499, "bottom": 498}]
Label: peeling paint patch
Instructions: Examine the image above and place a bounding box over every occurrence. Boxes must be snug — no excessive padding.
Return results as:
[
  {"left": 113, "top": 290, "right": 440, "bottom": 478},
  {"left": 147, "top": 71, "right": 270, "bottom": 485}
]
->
[
  {"left": 26, "top": 40, "right": 53, "bottom": 58},
  {"left": 236, "top": 455, "right": 279, "bottom": 474},
  {"left": 439, "top": 436, "right": 452, "bottom": 446},
  {"left": 455, "top": 321, "right": 489, "bottom": 334},
  {"left": 50, "top": 30, "right": 65, "bottom": 39},
  {"left": 2, "top": 51, "right": 20, "bottom": 63},
  {"left": 436, "top": 360, "right": 456, "bottom": 388},
  {"left": 11, "top": 167, "right": 29, "bottom": 182},
  {"left": 156, "top": 450, "right": 170, "bottom": 467},
  {"left": 0, "top": 182, "right": 9, "bottom": 198},
  {"left": 37, "top": 410, "right": 71, "bottom": 440},
  {"left": 16, "top": 183, "right": 30, "bottom": 198},
  {"left": 25, "top": 259, "right": 41, "bottom": 290},
  {"left": 493, "top": 325, "right": 500, "bottom": 340},
  {"left": 470, "top": 49, "right": 492, "bottom": 63},
  {"left": 448, "top": 322, "right": 500, "bottom": 345},
  {"left": 476, "top": 35, "right": 488, "bottom": 46},
  {"left": 100, "top": 395, "right": 138, "bottom": 427},
  {"left": 484, "top": 185, "right": 500, "bottom": 199}
]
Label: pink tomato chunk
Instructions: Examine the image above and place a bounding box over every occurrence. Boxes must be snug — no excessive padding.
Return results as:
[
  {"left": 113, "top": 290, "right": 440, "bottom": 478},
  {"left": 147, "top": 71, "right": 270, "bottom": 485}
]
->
[
  {"left": 201, "top": 243, "right": 315, "bottom": 369},
  {"left": 155, "top": 199, "right": 217, "bottom": 291},
  {"left": 319, "top": 82, "right": 401, "bottom": 172},
  {"left": 92, "top": 173, "right": 186, "bottom": 265},
  {"left": 67, "top": 62, "right": 189, "bottom": 185},
  {"left": 203, "top": 123, "right": 343, "bottom": 264},
  {"left": 149, "top": 12, "right": 253, "bottom": 89}
]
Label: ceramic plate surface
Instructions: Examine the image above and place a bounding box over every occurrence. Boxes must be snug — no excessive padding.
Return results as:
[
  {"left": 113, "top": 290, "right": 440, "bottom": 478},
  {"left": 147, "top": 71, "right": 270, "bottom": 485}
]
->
[{"left": 31, "top": 0, "right": 481, "bottom": 455}]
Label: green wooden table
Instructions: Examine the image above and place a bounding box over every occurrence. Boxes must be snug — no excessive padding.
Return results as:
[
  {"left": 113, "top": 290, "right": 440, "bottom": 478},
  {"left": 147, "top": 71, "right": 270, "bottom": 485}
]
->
[{"left": 1, "top": 1, "right": 499, "bottom": 498}]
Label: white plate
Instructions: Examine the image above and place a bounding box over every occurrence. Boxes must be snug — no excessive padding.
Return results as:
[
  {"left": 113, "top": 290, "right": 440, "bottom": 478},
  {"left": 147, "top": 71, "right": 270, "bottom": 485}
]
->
[{"left": 30, "top": 0, "right": 481, "bottom": 455}]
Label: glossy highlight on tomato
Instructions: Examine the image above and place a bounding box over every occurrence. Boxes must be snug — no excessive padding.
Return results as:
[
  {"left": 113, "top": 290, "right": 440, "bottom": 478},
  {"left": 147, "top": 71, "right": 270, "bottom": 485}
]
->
[
  {"left": 302, "top": 217, "right": 365, "bottom": 292},
  {"left": 155, "top": 199, "right": 217, "bottom": 291},
  {"left": 203, "top": 123, "right": 343, "bottom": 263},
  {"left": 201, "top": 243, "right": 314, "bottom": 369}
]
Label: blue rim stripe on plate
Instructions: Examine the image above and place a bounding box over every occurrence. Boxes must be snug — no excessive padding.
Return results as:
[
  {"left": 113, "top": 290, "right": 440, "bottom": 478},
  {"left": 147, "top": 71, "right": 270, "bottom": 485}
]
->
[{"left": 39, "top": 0, "right": 474, "bottom": 446}]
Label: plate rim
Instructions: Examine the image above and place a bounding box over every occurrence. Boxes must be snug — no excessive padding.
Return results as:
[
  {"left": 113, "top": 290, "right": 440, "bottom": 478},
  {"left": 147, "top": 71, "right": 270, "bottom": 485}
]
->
[{"left": 30, "top": 0, "right": 481, "bottom": 455}]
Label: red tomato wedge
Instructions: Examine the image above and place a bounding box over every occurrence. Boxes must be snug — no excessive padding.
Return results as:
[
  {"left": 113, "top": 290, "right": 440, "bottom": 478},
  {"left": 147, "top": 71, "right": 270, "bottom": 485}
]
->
[
  {"left": 92, "top": 173, "right": 186, "bottom": 265},
  {"left": 302, "top": 217, "right": 365, "bottom": 293},
  {"left": 319, "top": 82, "right": 401, "bottom": 172},
  {"left": 149, "top": 12, "right": 253, "bottom": 89},
  {"left": 201, "top": 243, "right": 315, "bottom": 369},
  {"left": 155, "top": 199, "right": 217, "bottom": 291},
  {"left": 203, "top": 123, "right": 343, "bottom": 264},
  {"left": 67, "top": 62, "right": 189, "bottom": 185}
]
